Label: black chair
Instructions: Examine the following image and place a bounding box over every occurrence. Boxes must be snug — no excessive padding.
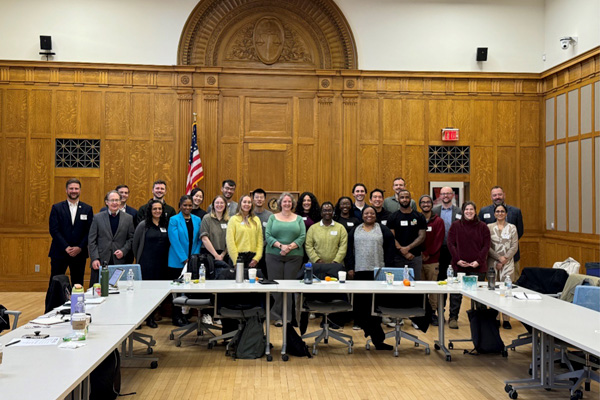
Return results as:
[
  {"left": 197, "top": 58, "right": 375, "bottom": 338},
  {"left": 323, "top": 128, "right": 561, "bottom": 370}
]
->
[{"left": 44, "top": 274, "right": 72, "bottom": 313}]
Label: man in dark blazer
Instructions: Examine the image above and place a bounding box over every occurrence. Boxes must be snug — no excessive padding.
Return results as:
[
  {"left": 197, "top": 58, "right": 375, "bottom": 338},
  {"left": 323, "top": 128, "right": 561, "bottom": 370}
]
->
[
  {"left": 136, "top": 180, "right": 176, "bottom": 225},
  {"left": 100, "top": 184, "right": 137, "bottom": 263},
  {"left": 88, "top": 190, "right": 135, "bottom": 286},
  {"left": 48, "top": 178, "right": 94, "bottom": 287}
]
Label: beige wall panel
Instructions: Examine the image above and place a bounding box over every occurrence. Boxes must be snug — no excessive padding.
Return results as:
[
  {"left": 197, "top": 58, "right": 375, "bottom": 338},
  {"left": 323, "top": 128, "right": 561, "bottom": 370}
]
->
[
  {"left": 470, "top": 146, "right": 494, "bottom": 207},
  {"left": 568, "top": 89, "right": 578, "bottom": 137},
  {"left": 556, "top": 94, "right": 566, "bottom": 140},
  {"left": 2, "top": 138, "right": 26, "bottom": 225},
  {"left": 497, "top": 146, "right": 517, "bottom": 203},
  {"left": 153, "top": 141, "right": 177, "bottom": 201},
  {"left": 496, "top": 101, "right": 517, "bottom": 145},
  {"left": 105, "top": 92, "right": 130, "bottom": 138},
  {"left": 29, "top": 138, "right": 53, "bottom": 226},
  {"left": 581, "top": 138, "right": 593, "bottom": 234},
  {"left": 520, "top": 147, "right": 540, "bottom": 232},
  {"left": 595, "top": 82, "right": 599, "bottom": 132},
  {"left": 427, "top": 100, "right": 452, "bottom": 143},
  {"left": 0, "top": 89, "right": 3, "bottom": 132},
  {"left": 154, "top": 93, "right": 176, "bottom": 139},
  {"left": 556, "top": 143, "right": 566, "bottom": 231},
  {"left": 104, "top": 140, "right": 126, "bottom": 193},
  {"left": 218, "top": 143, "right": 239, "bottom": 190},
  {"left": 568, "top": 141, "right": 579, "bottom": 232},
  {"left": 520, "top": 100, "right": 540, "bottom": 144},
  {"left": 580, "top": 84, "right": 592, "bottom": 135},
  {"left": 545, "top": 98, "right": 554, "bottom": 142},
  {"left": 5, "top": 89, "right": 28, "bottom": 134},
  {"left": 381, "top": 145, "right": 403, "bottom": 192},
  {"left": 358, "top": 145, "right": 379, "bottom": 194},
  {"left": 82, "top": 71, "right": 100, "bottom": 85},
  {"left": 0, "top": 237, "right": 26, "bottom": 277},
  {"left": 472, "top": 100, "right": 494, "bottom": 145},
  {"left": 359, "top": 99, "right": 379, "bottom": 141},
  {"left": 403, "top": 100, "right": 425, "bottom": 143},
  {"left": 27, "top": 237, "right": 51, "bottom": 277},
  {"left": 581, "top": 246, "right": 598, "bottom": 272},
  {"left": 519, "top": 240, "right": 538, "bottom": 268},
  {"left": 297, "top": 144, "right": 316, "bottom": 193},
  {"left": 298, "top": 98, "right": 314, "bottom": 139},
  {"left": 546, "top": 146, "right": 555, "bottom": 230},
  {"left": 245, "top": 98, "right": 291, "bottom": 138},
  {"left": 53, "top": 177, "right": 102, "bottom": 214},
  {"left": 81, "top": 91, "right": 102, "bottom": 136},
  {"left": 382, "top": 99, "right": 402, "bottom": 142},
  {"left": 131, "top": 93, "right": 153, "bottom": 138},
  {"left": 596, "top": 138, "right": 600, "bottom": 234},
  {"left": 245, "top": 145, "right": 290, "bottom": 193},
  {"left": 30, "top": 90, "right": 52, "bottom": 135},
  {"left": 452, "top": 100, "right": 472, "bottom": 141},
  {"left": 222, "top": 96, "right": 240, "bottom": 139},
  {"left": 403, "top": 145, "right": 426, "bottom": 197},
  {"left": 55, "top": 90, "right": 78, "bottom": 136},
  {"left": 127, "top": 141, "right": 153, "bottom": 208}
]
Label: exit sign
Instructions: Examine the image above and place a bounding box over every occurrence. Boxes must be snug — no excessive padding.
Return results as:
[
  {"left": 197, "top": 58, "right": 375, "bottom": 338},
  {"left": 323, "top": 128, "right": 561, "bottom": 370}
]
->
[{"left": 442, "top": 128, "right": 459, "bottom": 141}]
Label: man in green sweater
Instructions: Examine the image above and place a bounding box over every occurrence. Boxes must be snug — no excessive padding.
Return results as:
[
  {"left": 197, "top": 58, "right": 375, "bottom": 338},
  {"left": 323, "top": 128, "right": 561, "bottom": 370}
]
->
[{"left": 305, "top": 202, "right": 348, "bottom": 264}]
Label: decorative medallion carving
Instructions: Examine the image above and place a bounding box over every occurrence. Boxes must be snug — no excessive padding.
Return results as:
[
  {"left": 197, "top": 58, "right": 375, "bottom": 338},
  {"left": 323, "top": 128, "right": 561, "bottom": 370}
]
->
[
  {"left": 253, "top": 16, "right": 285, "bottom": 65},
  {"left": 180, "top": 75, "right": 190, "bottom": 85},
  {"left": 321, "top": 79, "right": 330, "bottom": 88},
  {"left": 345, "top": 80, "right": 355, "bottom": 89},
  {"left": 206, "top": 76, "right": 217, "bottom": 85}
]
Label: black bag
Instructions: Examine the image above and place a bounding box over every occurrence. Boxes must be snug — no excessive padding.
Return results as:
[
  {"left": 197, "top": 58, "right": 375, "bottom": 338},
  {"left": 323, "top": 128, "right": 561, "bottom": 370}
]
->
[
  {"left": 466, "top": 308, "right": 505, "bottom": 354},
  {"left": 44, "top": 274, "right": 72, "bottom": 313},
  {"left": 90, "top": 349, "right": 123, "bottom": 400},
  {"left": 285, "top": 323, "right": 312, "bottom": 358},
  {"left": 188, "top": 253, "right": 216, "bottom": 280},
  {"left": 0, "top": 305, "right": 10, "bottom": 332},
  {"left": 230, "top": 309, "right": 266, "bottom": 360}
]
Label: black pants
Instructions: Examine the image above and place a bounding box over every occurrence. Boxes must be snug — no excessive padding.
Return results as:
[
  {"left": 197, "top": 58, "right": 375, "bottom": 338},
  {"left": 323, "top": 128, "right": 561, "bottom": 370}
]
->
[
  {"left": 50, "top": 254, "right": 87, "bottom": 287},
  {"left": 449, "top": 272, "right": 486, "bottom": 320},
  {"left": 353, "top": 271, "right": 385, "bottom": 344},
  {"left": 167, "top": 266, "right": 184, "bottom": 321}
]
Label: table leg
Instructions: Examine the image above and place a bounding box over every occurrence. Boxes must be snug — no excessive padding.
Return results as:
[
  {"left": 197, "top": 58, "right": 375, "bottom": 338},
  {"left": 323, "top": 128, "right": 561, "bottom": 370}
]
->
[
  {"left": 434, "top": 293, "right": 452, "bottom": 361},
  {"left": 281, "top": 292, "right": 288, "bottom": 361},
  {"left": 265, "top": 292, "right": 272, "bottom": 361},
  {"left": 81, "top": 375, "right": 90, "bottom": 400}
]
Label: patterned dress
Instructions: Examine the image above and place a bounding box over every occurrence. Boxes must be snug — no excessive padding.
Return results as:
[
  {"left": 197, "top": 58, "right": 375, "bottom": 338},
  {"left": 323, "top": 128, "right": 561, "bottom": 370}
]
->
[{"left": 487, "top": 222, "right": 518, "bottom": 282}]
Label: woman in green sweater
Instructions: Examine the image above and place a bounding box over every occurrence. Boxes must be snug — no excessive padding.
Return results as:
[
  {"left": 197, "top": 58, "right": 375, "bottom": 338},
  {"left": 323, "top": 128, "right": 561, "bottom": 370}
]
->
[{"left": 265, "top": 192, "right": 306, "bottom": 326}]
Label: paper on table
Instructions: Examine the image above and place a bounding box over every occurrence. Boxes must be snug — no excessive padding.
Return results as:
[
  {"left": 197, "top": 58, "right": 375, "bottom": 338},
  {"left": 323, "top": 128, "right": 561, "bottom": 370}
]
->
[
  {"left": 8, "top": 337, "right": 61, "bottom": 346},
  {"left": 85, "top": 297, "right": 106, "bottom": 305},
  {"left": 31, "top": 315, "right": 69, "bottom": 325},
  {"left": 513, "top": 291, "right": 542, "bottom": 300}
]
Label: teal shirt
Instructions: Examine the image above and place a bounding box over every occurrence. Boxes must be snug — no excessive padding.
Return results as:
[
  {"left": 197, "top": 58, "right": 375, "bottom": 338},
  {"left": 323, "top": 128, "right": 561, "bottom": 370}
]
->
[{"left": 265, "top": 214, "right": 306, "bottom": 257}]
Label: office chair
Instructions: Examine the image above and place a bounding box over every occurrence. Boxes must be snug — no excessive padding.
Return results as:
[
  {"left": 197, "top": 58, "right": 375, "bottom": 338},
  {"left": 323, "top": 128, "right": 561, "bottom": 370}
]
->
[
  {"left": 207, "top": 306, "right": 266, "bottom": 358},
  {"left": 169, "top": 294, "right": 220, "bottom": 347},
  {"left": 107, "top": 264, "right": 158, "bottom": 369},
  {"left": 299, "top": 263, "right": 354, "bottom": 355},
  {"left": 366, "top": 267, "right": 431, "bottom": 357},
  {"left": 0, "top": 306, "right": 21, "bottom": 333}
]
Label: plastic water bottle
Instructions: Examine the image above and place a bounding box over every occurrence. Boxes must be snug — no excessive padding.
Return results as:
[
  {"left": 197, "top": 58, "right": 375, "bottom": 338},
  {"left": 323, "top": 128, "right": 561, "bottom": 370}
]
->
[
  {"left": 199, "top": 263, "right": 206, "bottom": 283},
  {"left": 447, "top": 265, "right": 454, "bottom": 283},
  {"left": 403, "top": 265, "right": 409, "bottom": 281},
  {"left": 71, "top": 296, "right": 87, "bottom": 339},
  {"left": 304, "top": 263, "right": 313, "bottom": 284},
  {"left": 127, "top": 269, "right": 134, "bottom": 291},
  {"left": 70, "top": 284, "right": 84, "bottom": 315},
  {"left": 505, "top": 275, "right": 513, "bottom": 297}
]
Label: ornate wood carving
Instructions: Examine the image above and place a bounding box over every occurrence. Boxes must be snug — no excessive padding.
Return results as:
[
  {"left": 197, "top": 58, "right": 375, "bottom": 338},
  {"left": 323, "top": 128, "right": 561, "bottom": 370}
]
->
[{"left": 178, "top": 0, "right": 357, "bottom": 69}]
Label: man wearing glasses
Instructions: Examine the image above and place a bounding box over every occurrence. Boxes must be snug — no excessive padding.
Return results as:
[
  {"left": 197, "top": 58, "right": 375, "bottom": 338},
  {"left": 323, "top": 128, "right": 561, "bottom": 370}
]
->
[{"left": 478, "top": 186, "right": 524, "bottom": 279}]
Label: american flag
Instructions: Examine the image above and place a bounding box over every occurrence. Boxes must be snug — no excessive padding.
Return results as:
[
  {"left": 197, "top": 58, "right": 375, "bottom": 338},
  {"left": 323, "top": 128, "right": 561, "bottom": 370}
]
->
[{"left": 185, "top": 122, "right": 204, "bottom": 194}]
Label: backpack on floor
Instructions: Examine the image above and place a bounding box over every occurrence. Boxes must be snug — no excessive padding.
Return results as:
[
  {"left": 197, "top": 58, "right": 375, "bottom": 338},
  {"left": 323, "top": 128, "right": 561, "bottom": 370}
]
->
[
  {"left": 285, "top": 323, "right": 312, "bottom": 358},
  {"left": 466, "top": 308, "right": 505, "bottom": 355},
  {"left": 90, "top": 349, "right": 123, "bottom": 400},
  {"left": 230, "top": 309, "right": 266, "bottom": 360}
]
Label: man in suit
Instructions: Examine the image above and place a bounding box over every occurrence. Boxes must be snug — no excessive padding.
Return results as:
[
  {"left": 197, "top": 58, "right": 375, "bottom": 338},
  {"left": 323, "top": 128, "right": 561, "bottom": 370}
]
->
[
  {"left": 48, "top": 178, "right": 94, "bottom": 287},
  {"left": 136, "top": 180, "right": 176, "bottom": 225},
  {"left": 478, "top": 186, "right": 524, "bottom": 279},
  {"left": 88, "top": 190, "right": 135, "bottom": 286},
  {"left": 432, "top": 186, "right": 462, "bottom": 325},
  {"left": 100, "top": 184, "right": 137, "bottom": 263}
]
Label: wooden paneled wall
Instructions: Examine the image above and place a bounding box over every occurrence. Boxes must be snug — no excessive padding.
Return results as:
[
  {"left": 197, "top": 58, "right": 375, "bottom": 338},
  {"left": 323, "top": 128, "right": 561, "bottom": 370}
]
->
[{"left": 0, "top": 49, "right": 598, "bottom": 291}]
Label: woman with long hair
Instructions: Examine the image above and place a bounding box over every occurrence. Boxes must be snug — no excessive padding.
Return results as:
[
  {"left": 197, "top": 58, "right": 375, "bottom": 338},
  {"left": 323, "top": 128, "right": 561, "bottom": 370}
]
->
[
  {"left": 200, "top": 195, "right": 230, "bottom": 266},
  {"left": 190, "top": 188, "right": 207, "bottom": 219},
  {"left": 226, "top": 194, "right": 263, "bottom": 268},
  {"left": 295, "top": 192, "right": 321, "bottom": 231}
]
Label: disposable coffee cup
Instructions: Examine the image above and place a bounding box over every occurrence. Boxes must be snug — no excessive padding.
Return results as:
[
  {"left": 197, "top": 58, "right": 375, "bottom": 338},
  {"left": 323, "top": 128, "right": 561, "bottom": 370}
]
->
[
  {"left": 457, "top": 272, "right": 466, "bottom": 285},
  {"left": 248, "top": 268, "right": 257, "bottom": 283},
  {"left": 338, "top": 271, "right": 346, "bottom": 283},
  {"left": 184, "top": 272, "right": 192, "bottom": 284}
]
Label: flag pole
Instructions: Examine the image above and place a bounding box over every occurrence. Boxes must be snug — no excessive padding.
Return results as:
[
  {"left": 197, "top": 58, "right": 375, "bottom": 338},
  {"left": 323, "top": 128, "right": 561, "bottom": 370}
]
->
[{"left": 193, "top": 112, "right": 197, "bottom": 123}]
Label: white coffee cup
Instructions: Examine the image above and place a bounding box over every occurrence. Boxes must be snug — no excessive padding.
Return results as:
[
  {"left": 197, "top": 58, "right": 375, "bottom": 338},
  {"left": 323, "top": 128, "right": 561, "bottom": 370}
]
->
[
  {"left": 248, "top": 268, "right": 257, "bottom": 283},
  {"left": 184, "top": 272, "right": 192, "bottom": 284},
  {"left": 457, "top": 272, "right": 466, "bottom": 285},
  {"left": 338, "top": 271, "right": 346, "bottom": 283}
]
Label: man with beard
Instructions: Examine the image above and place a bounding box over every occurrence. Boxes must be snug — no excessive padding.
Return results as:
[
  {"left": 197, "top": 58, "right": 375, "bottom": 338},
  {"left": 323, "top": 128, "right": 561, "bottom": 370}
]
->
[
  {"left": 383, "top": 177, "right": 417, "bottom": 213},
  {"left": 207, "top": 179, "right": 238, "bottom": 215},
  {"left": 351, "top": 183, "right": 367, "bottom": 222},
  {"left": 136, "top": 180, "right": 176, "bottom": 225},
  {"left": 478, "top": 186, "right": 524, "bottom": 278},
  {"left": 387, "top": 190, "right": 427, "bottom": 279},
  {"left": 48, "top": 178, "right": 94, "bottom": 286}
]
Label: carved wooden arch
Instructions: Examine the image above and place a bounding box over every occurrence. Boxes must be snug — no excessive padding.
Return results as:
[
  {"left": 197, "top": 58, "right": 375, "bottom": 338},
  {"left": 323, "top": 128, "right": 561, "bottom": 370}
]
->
[{"left": 178, "top": 0, "right": 358, "bottom": 69}]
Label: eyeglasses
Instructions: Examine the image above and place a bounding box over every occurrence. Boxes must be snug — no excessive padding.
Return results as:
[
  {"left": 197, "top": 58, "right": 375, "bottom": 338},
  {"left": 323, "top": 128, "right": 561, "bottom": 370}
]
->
[
  {"left": 440, "top": 193, "right": 453, "bottom": 196},
  {"left": 107, "top": 199, "right": 120, "bottom": 203},
  {"left": 494, "top": 210, "right": 506, "bottom": 214}
]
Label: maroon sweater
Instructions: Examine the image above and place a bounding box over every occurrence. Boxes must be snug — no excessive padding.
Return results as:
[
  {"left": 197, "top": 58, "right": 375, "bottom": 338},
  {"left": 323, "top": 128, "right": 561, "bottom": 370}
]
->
[
  {"left": 447, "top": 219, "right": 491, "bottom": 273},
  {"left": 422, "top": 214, "right": 445, "bottom": 263}
]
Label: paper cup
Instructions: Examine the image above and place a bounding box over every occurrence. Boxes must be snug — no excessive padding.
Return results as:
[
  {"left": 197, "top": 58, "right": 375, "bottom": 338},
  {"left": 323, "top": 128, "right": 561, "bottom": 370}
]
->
[
  {"left": 248, "top": 268, "right": 257, "bottom": 283},
  {"left": 184, "top": 272, "right": 192, "bottom": 284},
  {"left": 457, "top": 272, "right": 466, "bottom": 285},
  {"left": 338, "top": 271, "right": 346, "bottom": 283}
]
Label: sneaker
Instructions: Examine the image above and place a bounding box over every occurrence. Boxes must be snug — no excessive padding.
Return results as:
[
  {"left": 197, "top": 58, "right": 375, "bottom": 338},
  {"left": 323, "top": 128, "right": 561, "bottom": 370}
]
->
[
  {"left": 213, "top": 319, "right": 222, "bottom": 325},
  {"left": 502, "top": 321, "right": 512, "bottom": 330},
  {"left": 309, "top": 313, "right": 316, "bottom": 320},
  {"left": 353, "top": 324, "right": 361, "bottom": 330},
  {"left": 201, "top": 314, "right": 213, "bottom": 325},
  {"left": 274, "top": 320, "right": 283, "bottom": 327},
  {"left": 382, "top": 317, "right": 392, "bottom": 324},
  {"left": 448, "top": 318, "right": 458, "bottom": 329},
  {"left": 431, "top": 314, "right": 439, "bottom": 326},
  {"left": 411, "top": 322, "right": 419, "bottom": 329}
]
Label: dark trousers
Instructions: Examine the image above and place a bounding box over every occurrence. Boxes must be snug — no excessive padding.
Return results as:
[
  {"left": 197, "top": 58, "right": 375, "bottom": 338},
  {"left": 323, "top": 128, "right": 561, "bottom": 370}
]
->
[
  {"left": 50, "top": 254, "right": 87, "bottom": 287},
  {"left": 167, "top": 266, "right": 184, "bottom": 321},
  {"left": 353, "top": 271, "right": 385, "bottom": 344},
  {"left": 449, "top": 272, "right": 486, "bottom": 320}
]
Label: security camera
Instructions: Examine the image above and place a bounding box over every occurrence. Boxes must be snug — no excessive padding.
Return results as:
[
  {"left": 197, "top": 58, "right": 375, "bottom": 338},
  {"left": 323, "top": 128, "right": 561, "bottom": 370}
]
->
[{"left": 560, "top": 36, "right": 578, "bottom": 50}]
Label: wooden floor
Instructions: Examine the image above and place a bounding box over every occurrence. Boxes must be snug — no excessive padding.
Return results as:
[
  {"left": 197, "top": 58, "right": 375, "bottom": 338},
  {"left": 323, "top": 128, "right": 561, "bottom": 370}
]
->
[{"left": 2, "top": 292, "right": 598, "bottom": 400}]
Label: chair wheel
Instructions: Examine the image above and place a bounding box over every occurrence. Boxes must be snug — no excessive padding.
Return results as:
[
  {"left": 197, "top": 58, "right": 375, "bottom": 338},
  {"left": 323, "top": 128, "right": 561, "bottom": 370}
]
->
[
  {"left": 207, "top": 342, "right": 214, "bottom": 349},
  {"left": 528, "top": 368, "right": 532, "bottom": 376},
  {"left": 365, "top": 343, "right": 370, "bottom": 350},
  {"left": 169, "top": 333, "right": 174, "bottom": 340},
  {"left": 176, "top": 341, "right": 182, "bottom": 347},
  {"left": 394, "top": 351, "right": 399, "bottom": 357},
  {"left": 282, "top": 354, "right": 289, "bottom": 362},
  {"left": 313, "top": 348, "right": 318, "bottom": 355},
  {"left": 425, "top": 348, "right": 430, "bottom": 355},
  {"left": 434, "top": 343, "right": 440, "bottom": 350},
  {"left": 150, "top": 361, "right": 158, "bottom": 369},
  {"left": 508, "top": 389, "right": 518, "bottom": 399},
  {"left": 585, "top": 382, "right": 590, "bottom": 391},
  {"left": 150, "top": 340, "right": 156, "bottom": 346},
  {"left": 448, "top": 342, "right": 454, "bottom": 349},
  {"left": 324, "top": 338, "right": 328, "bottom": 344},
  {"left": 349, "top": 339, "right": 354, "bottom": 346},
  {"left": 414, "top": 342, "right": 419, "bottom": 347},
  {"left": 267, "top": 354, "right": 273, "bottom": 362},
  {"left": 225, "top": 350, "right": 230, "bottom": 357},
  {"left": 502, "top": 350, "right": 508, "bottom": 357},
  {"left": 505, "top": 384, "right": 512, "bottom": 393},
  {"left": 348, "top": 347, "right": 353, "bottom": 354},
  {"left": 147, "top": 347, "right": 153, "bottom": 354},
  {"left": 446, "top": 355, "right": 451, "bottom": 362}
]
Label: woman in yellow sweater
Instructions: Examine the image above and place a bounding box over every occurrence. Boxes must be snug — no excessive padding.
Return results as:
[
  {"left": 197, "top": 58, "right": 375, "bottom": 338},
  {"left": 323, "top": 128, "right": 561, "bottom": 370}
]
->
[{"left": 226, "top": 194, "right": 263, "bottom": 268}]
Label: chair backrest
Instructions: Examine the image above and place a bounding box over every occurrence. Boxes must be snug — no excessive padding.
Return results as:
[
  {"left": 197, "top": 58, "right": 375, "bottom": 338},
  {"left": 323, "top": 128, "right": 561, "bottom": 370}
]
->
[
  {"left": 300, "top": 263, "right": 347, "bottom": 303},
  {"left": 44, "top": 274, "right": 72, "bottom": 313},
  {"left": 516, "top": 267, "right": 568, "bottom": 294},
  {"left": 559, "top": 273, "right": 600, "bottom": 302},
  {"left": 573, "top": 286, "right": 600, "bottom": 312},
  {"left": 374, "top": 267, "right": 414, "bottom": 282},
  {"left": 107, "top": 264, "right": 142, "bottom": 282}
]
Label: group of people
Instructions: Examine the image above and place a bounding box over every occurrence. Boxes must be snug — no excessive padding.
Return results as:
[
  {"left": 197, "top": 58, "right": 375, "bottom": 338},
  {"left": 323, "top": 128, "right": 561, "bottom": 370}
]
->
[{"left": 48, "top": 176, "right": 523, "bottom": 348}]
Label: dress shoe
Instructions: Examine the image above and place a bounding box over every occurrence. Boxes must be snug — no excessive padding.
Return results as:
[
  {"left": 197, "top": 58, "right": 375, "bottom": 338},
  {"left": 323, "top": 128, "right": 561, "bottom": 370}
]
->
[
  {"left": 172, "top": 317, "right": 188, "bottom": 327},
  {"left": 146, "top": 318, "right": 158, "bottom": 329},
  {"left": 274, "top": 320, "right": 283, "bottom": 327},
  {"left": 431, "top": 314, "right": 439, "bottom": 326},
  {"left": 448, "top": 318, "right": 458, "bottom": 329}
]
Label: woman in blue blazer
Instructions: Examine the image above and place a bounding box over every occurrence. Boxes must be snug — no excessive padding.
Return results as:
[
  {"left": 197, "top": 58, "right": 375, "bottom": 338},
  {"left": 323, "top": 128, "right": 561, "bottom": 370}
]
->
[{"left": 168, "top": 195, "right": 202, "bottom": 326}]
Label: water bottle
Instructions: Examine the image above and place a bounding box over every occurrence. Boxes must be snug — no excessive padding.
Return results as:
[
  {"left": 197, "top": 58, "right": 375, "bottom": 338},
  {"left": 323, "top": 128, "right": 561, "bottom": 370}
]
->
[
  {"left": 403, "top": 265, "right": 409, "bottom": 281},
  {"left": 487, "top": 265, "right": 496, "bottom": 290},
  {"left": 70, "top": 284, "right": 84, "bottom": 315},
  {"left": 235, "top": 256, "right": 244, "bottom": 283},
  {"left": 505, "top": 275, "right": 513, "bottom": 297},
  {"left": 447, "top": 265, "right": 454, "bottom": 283},
  {"left": 199, "top": 263, "right": 206, "bottom": 283},
  {"left": 127, "top": 268, "right": 134, "bottom": 291},
  {"left": 304, "top": 263, "right": 313, "bottom": 284},
  {"left": 100, "top": 261, "right": 109, "bottom": 297},
  {"left": 71, "top": 296, "right": 87, "bottom": 339}
]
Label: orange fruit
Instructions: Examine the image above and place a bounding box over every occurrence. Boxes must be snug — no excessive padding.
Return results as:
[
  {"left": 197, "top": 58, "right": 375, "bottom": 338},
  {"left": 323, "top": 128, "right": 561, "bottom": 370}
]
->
[
  {"left": 403, "top": 279, "right": 410, "bottom": 286},
  {"left": 325, "top": 276, "right": 331, "bottom": 281}
]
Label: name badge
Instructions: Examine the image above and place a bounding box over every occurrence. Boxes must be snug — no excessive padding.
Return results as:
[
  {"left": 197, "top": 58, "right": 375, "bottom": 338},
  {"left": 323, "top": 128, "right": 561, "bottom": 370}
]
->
[
  {"left": 427, "top": 226, "right": 432, "bottom": 232},
  {"left": 381, "top": 220, "right": 387, "bottom": 225},
  {"left": 80, "top": 214, "right": 87, "bottom": 220},
  {"left": 330, "top": 231, "right": 338, "bottom": 236},
  {"left": 400, "top": 220, "right": 408, "bottom": 226},
  {"left": 221, "top": 224, "right": 227, "bottom": 229},
  {"left": 262, "top": 222, "right": 267, "bottom": 227},
  {"left": 501, "top": 231, "right": 511, "bottom": 240},
  {"left": 240, "top": 222, "right": 245, "bottom": 225},
  {"left": 484, "top": 213, "right": 491, "bottom": 219},
  {"left": 302, "top": 217, "right": 307, "bottom": 221},
  {"left": 160, "top": 228, "right": 167, "bottom": 233},
  {"left": 347, "top": 222, "right": 354, "bottom": 227},
  {"left": 455, "top": 214, "right": 462, "bottom": 219},
  {"left": 410, "top": 219, "right": 417, "bottom": 226}
]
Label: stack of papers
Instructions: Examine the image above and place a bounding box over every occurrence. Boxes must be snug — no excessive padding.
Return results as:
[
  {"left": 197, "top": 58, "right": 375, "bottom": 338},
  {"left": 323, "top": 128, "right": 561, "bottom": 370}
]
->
[{"left": 513, "top": 292, "right": 542, "bottom": 300}]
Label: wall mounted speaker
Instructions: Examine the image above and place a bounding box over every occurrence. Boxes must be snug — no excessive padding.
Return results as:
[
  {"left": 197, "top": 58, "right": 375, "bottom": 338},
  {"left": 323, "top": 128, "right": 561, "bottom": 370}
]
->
[
  {"left": 476, "top": 47, "right": 488, "bottom": 62},
  {"left": 40, "top": 36, "right": 52, "bottom": 51}
]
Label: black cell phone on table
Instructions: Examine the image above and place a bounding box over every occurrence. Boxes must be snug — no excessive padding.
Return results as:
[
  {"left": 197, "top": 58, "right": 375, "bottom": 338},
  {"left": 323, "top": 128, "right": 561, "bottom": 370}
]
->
[{"left": 259, "top": 279, "right": 278, "bottom": 285}]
